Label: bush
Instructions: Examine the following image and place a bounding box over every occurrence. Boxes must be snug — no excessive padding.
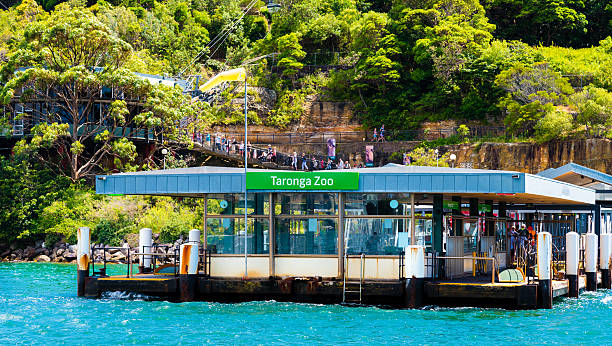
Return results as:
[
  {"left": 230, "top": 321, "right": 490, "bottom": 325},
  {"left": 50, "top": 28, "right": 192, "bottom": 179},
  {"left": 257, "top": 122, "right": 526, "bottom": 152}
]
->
[
  {"left": 138, "top": 198, "right": 196, "bottom": 243},
  {"left": 534, "top": 110, "right": 573, "bottom": 143},
  {"left": 92, "top": 217, "right": 135, "bottom": 246}
]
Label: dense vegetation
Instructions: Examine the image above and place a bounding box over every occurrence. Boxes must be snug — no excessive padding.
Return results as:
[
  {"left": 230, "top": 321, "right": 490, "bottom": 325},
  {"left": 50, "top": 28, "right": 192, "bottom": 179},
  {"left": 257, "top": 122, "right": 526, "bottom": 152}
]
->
[
  {"left": 0, "top": 0, "right": 612, "bottom": 245},
  {"left": 1, "top": 0, "right": 610, "bottom": 139}
]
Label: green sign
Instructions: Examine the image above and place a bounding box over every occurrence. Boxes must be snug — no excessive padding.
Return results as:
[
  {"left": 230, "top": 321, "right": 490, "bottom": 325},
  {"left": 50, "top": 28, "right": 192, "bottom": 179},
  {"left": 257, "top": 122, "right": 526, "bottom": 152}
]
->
[
  {"left": 246, "top": 171, "right": 359, "bottom": 190},
  {"left": 478, "top": 204, "right": 492, "bottom": 213},
  {"left": 443, "top": 200, "right": 459, "bottom": 210}
]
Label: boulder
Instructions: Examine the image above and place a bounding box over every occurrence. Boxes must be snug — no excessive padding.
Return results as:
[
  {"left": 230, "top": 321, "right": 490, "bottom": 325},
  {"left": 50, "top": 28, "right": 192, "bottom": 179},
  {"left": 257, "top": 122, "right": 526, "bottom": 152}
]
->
[
  {"left": 0, "top": 249, "right": 10, "bottom": 258},
  {"left": 24, "top": 247, "right": 36, "bottom": 259},
  {"left": 63, "top": 251, "right": 77, "bottom": 261},
  {"left": 35, "top": 255, "right": 51, "bottom": 262},
  {"left": 35, "top": 240, "right": 44, "bottom": 248},
  {"left": 112, "top": 252, "right": 126, "bottom": 261},
  {"left": 56, "top": 248, "right": 65, "bottom": 256}
]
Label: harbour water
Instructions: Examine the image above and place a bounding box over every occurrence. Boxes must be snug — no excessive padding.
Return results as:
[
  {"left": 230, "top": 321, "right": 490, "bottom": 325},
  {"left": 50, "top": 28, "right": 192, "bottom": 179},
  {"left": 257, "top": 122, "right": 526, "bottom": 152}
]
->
[{"left": 1, "top": 263, "right": 610, "bottom": 344}]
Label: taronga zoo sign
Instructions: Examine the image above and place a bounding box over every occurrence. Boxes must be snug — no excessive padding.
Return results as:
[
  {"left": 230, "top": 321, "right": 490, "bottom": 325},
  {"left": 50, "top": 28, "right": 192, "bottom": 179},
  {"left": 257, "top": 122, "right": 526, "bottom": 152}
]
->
[{"left": 246, "top": 172, "right": 359, "bottom": 190}]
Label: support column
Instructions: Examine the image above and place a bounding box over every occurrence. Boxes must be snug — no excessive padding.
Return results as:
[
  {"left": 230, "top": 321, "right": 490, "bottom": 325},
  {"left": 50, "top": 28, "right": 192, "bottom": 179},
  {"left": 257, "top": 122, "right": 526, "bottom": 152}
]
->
[
  {"left": 189, "top": 228, "right": 201, "bottom": 274},
  {"left": 537, "top": 232, "right": 553, "bottom": 309},
  {"left": 404, "top": 245, "right": 425, "bottom": 308},
  {"left": 451, "top": 196, "right": 462, "bottom": 237},
  {"left": 77, "top": 227, "right": 91, "bottom": 297},
  {"left": 600, "top": 233, "right": 611, "bottom": 289},
  {"left": 410, "top": 194, "right": 416, "bottom": 246},
  {"left": 469, "top": 198, "right": 479, "bottom": 254},
  {"left": 203, "top": 195, "right": 208, "bottom": 251},
  {"left": 469, "top": 198, "right": 479, "bottom": 218},
  {"left": 566, "top": 232, "right": 580, "bottom": 298},
  {"left": 179, "top": 242, "right": 199, "bottom": 302},
  {"left": 139, "top": 228, "right": 153, "bottom": 273},
  {"left": 189, "top": 229, "right": 201, "bottom": 244},
  {"left": 432, "top": 194, "right": 443, "bottom": 278},
  {"left": 269, "top": 192, "right": 275, "bottom": 278},
  {"left": 498, "top": 202, "right": 507, "bottom": 219},
  {"left": 585, "top": 233, "right": 598, "bottom": 291},
  {"left": 338, "top": 192, "right": 345, "bottom": 279},
  {"left": 594, "top": 205, "right": 601, "bottom": 236},
  {"left": 483, "top": 200, "right": 492, "bottom": 236}
]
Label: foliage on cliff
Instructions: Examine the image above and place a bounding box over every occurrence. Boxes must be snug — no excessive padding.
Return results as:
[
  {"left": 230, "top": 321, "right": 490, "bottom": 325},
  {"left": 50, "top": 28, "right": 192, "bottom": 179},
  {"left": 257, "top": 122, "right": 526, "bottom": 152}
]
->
[{"left": 0, "top": 0, "right": 611, "bottom": 140}]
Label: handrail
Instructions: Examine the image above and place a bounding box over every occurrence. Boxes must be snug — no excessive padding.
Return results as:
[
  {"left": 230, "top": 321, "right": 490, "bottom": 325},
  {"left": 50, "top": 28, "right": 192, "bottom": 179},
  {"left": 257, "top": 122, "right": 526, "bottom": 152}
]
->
[{"left": 193, "top": 127, "right": 507, "bottom": 145}]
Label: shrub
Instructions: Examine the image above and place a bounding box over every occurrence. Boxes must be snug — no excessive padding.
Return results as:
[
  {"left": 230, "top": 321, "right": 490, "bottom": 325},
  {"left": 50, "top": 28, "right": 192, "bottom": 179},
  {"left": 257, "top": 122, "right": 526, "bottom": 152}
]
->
[
  {"left": 138, "top": 198, "right": 196, "bottom": 243},
  {"left": 534, "top": 110, "right": 573, "bottom": 143}
]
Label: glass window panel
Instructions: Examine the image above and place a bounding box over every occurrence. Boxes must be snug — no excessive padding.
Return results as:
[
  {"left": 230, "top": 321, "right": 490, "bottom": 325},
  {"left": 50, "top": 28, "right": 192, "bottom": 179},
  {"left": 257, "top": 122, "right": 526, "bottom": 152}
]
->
[
  {"left": 344, "top": 193, "right": 412, "bottom": 216},
  {"left": 413, "top": 218, "right": 433, "bottom": 248},
  {"left": 495, "top": 221, "right": 507, "bottom": 252},
  {"left": 207, "top": 193, "right": 269, "bottom": 215},
  {"left": 275, "top": 218, "right": 337, "bottom": 254},
  {"left": 276, "top": 193, "right": 338, "bottom": 216},
  {"left": 462, "top": 220, "right": 478, "bottom": 253},
  {"left": 206, "top": 217, "right": 269, "bottom": 254},
  {"left": 345, "top": 218, "right": 404, "bottom": 255}
]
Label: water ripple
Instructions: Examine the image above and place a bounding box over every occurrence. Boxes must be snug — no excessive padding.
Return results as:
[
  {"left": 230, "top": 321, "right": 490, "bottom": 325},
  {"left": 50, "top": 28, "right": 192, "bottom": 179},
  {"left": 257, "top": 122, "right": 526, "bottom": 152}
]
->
[{"left": 1, "top": 263, "right": 611, "bottom": 344}]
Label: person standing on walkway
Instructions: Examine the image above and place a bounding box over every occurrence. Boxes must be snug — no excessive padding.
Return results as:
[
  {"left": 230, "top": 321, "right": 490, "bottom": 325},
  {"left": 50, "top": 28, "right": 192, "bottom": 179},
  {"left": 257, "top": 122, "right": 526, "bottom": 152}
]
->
[
  {"left": 301, "top": 153, "right": 308, "bottom": 170},
  {"left": 291, "top": 152, "right": 298, "bottom": 170},
  {"left": 373, "top": 128, "right": 378, "bottom": 142},
  {"left": 338, "top": 158, "right": 344, "bottom": 169},
  {"left": 380, "top": 124, "right": 386, "bottom": 142},
  {"left": 312, "top": 157, "right": 318, "bottom": 170}
]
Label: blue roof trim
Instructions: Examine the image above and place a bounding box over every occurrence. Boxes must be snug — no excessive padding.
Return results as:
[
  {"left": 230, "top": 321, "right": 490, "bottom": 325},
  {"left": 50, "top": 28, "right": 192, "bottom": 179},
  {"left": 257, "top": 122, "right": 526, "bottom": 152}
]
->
[
  {"left": 537, "top": 163, "right": 612, "bottom": 185},
  {"left": 95, "top": 166, "right": 595, "bottom": 204}
]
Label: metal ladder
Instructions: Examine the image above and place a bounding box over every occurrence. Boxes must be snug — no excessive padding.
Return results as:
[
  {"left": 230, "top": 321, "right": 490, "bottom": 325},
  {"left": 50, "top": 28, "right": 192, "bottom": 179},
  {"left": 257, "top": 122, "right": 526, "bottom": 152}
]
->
[{"left": 343, "top": 253, "right": 365, "bottom": 303}]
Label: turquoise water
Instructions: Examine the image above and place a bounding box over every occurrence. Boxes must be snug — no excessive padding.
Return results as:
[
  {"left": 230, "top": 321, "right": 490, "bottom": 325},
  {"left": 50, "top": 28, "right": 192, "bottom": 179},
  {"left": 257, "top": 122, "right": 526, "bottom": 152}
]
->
[{"left": 1, "top": 263, "right": 611, "bottom": 344}]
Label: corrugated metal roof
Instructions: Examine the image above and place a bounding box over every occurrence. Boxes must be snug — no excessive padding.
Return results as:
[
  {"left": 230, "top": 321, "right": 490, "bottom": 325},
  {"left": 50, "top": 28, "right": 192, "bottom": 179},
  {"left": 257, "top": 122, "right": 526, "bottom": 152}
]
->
[{"left": 96, "top": 164, "right": 595, "bottom": 204}]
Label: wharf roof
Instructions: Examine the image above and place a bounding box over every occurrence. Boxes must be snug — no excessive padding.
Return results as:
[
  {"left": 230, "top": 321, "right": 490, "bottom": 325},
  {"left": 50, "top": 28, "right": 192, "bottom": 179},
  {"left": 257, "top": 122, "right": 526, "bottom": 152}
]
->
[
  {"left": 537, "top": 162, "right": 612, "bottom": 203},
  {"left": 537, "top": 163, "right": 612, "bottom": 188},
  {"left": 97, "top": 164, "right": 595, "bottom": 205}
]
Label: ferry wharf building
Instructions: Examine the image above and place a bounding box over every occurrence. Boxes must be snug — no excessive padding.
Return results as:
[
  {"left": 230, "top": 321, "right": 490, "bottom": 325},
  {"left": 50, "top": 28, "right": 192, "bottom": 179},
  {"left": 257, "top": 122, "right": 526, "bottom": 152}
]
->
[{"left": 88, "top": 163, "right": 612, "bottom": 308}]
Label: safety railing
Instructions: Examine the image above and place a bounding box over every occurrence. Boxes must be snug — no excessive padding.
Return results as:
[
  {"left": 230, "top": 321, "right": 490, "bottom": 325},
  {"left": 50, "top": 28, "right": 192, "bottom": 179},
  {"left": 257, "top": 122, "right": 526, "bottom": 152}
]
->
[
  {"left": 434, "top": 256, "right": 498, "bottom": 284},
  {"left": 90, "top": 246, "right": 131, "bottom": 278},
  {"left": 194, "top": 127, "right": 507, "bottom": 145}
]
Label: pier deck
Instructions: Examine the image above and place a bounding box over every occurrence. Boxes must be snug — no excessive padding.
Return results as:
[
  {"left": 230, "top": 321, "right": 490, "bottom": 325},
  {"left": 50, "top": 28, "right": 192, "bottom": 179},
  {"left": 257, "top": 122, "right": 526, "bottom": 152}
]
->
[{"left": 83, "top": 273, "right": 598, "bottom": 309}]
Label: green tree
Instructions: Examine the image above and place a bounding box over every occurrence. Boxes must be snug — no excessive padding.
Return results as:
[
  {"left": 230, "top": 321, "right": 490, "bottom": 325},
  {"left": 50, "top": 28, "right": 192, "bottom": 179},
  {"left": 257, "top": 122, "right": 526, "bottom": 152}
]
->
[
  {"left": 534, "top": 109, "right": 573, "bottom": 143},
  {"left": 276, "top": 33, "right": 306, "bottom": 79},
  {"left": 571, "top": 85, "right": 612, "bottom": 136},
  {"left": 0, "top": 156, "right": 69, "bottom": 244},
  {"left": 0, "top": 3, "right": 192, "bottom": 182},
  {"left": 406, "top": 147, "right": 451, "bottom": 167},
  {"left": 496, "top": 63, "right": 574, "bottom": 135}
]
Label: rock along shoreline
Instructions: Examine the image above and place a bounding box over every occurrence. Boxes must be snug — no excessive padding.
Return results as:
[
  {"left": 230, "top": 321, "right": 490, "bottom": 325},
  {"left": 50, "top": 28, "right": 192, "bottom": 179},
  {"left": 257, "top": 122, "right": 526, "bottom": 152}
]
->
[{"left": 0, "top": 239, "right": 187, "bottom": 264}]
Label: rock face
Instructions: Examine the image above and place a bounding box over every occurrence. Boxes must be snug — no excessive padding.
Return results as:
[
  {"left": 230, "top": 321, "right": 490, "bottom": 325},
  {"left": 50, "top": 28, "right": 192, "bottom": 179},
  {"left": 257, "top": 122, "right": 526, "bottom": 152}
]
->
[
  {"left": 211, "top": 99, "right": 360, "bottom": 143},
  {"left": 447, "top": 138, "right": 612, "bottom": 174}
]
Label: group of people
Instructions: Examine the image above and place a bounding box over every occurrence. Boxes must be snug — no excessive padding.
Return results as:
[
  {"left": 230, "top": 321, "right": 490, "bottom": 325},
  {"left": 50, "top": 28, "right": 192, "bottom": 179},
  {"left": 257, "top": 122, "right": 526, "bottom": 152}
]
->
[
  {"left": 289, "top": 152, "right": 364, "bottom": 171},
  {"left": 194, "top": 132, "right": 279, "bottom": 162},
  {"left": 372, "top": 125, "right": 386, "bottom": 142},
  {"left": 509, "top": 224, "right": 537, "bottom": 262},
  {"left": 191, "top": 132, "right": 375, "bottom": 169}
]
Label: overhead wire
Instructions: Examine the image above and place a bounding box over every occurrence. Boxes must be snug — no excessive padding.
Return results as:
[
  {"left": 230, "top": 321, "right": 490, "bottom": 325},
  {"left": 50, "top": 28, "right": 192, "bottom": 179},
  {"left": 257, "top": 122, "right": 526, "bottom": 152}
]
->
[{"left": 179, "top": 0, "right": 259, "bottom": 76}]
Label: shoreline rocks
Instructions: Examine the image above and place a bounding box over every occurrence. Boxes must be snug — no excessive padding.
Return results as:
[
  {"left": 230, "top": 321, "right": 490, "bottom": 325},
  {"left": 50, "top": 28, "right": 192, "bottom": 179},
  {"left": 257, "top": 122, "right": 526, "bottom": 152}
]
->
[{"left": 0, "top": 241, "right": 180, "bottom": 265}]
